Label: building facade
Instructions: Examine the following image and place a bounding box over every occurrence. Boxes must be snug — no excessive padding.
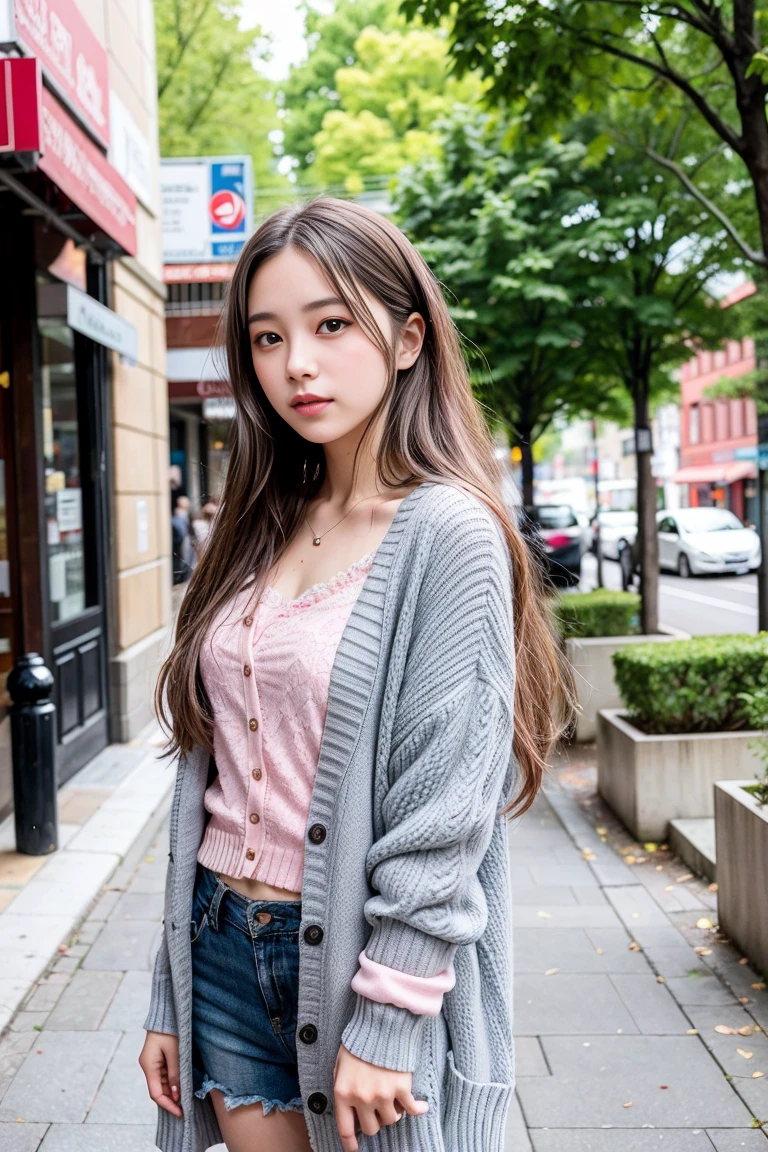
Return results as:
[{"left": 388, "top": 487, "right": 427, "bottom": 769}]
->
[
  {"left": 0, "top": 0, "right": 169, "bottom": 818},
  {"left": 676, "top": 335, "right": 758, "bottom": 525}
]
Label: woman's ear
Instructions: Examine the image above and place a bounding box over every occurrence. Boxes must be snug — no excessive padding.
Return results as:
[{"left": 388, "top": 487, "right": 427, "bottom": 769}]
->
[{"left": 396, "top": 312, "right": 426, "bottom": 371}]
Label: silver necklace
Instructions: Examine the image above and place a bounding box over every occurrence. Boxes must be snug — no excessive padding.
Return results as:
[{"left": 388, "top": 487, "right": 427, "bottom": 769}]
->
[{"left": 305, "top": 493, "right": 381, "bottom": 546}]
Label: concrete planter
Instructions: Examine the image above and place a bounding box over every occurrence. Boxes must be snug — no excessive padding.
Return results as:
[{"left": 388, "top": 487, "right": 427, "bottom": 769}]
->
[
  {"left": 597, "top": 709, "right": 763, "bottom": 841},
  {"left": 567, "top": 626, "right": 689, "bottom": 742},
  {"left": 715, "top": 781, "right": 768, "bottom": 980}
]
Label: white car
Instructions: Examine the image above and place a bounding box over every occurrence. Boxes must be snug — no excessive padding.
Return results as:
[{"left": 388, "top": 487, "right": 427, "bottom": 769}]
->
[
  {"left": 592, "top": 510, "right": 638, "bottom": 561},
  {"left": 656, "top": 507, "right": 761, "bottom": 577}
]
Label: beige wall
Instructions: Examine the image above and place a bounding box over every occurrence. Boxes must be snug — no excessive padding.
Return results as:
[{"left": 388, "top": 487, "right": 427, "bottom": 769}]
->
[{"left": 76, "top": 0, "right": 170, "bottom": 737}]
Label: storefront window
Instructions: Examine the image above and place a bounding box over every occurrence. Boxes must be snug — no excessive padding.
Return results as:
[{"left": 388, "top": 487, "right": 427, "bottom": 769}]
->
[{"left": 37, "top": 276, "right": 88, "bottom": 624}]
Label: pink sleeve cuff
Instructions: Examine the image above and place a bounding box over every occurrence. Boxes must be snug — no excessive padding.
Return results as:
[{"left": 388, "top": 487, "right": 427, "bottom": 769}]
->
[{"left": 350, "top": 949, "right": 456, "bottom": 1016}]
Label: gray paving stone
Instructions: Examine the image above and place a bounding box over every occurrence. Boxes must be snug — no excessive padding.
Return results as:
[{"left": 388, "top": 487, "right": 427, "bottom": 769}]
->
[
  {"left": 0, "top": 1032, "right": 37, "bottom": 1104},
  {"left": 87, "top": 1031, "right": 155, "bottom": 1125},
  {"left": 515, "top": 1035, "right": 550, "bottom": 1076},
  {"left": 45, "top": 971, "right": 121, "bottom": 1031},
  {"left": 530, "top": 1131, "right": 716, "bottom": 1151},
  {"left": 683, "top": 1007, "right": 768, "bottom": 1117},
  {"left": 99, "top": 972, "right": 152, "bottom": 1032},
  {"left": 0, "top": 1031, "right": 120, "bottom": 1124},
  {"left": 514, "top": 906, "right": 623, "bottom": 929},
  {"left": 505, "top": 1094, "right": 534, "bottom": 1151},
  {"left": 88, "top": 892, "right": 121, "bottom": 922},
  {"left": 529, "top": 863, "right": 600, "bottom": 887},
  {"left": 81, "top": 921, "right": 159, "bottom": 971},
  {"left": 572, "top": 887, "right": 608, "bottom": 906},
  {"left": 0, "top": 1123, "right": 49, "bottom": 1151},
  {"left": 625, "top": 923, "right": 691, "bottom": 949},
  {"left": 38, "top": 1124, "right": 158, "bottom": 1151},
  {"left": 666, "top": 974, "right": 742, "bottom": 1007},
  {"left": 125, "top": 862, "right": 167, "bottom": 895},
  {"left": 513, "top": 886, "right": 579, "bottom": 906},
  {"left": 604, "top": 886, "right": 672, "bottom": 929},
  {"left": 590, "top": 862, "right": 639, "bottom": 887},
  {"left": 609, "top": 975, "right": 692, "bottom": 1035},
  {"left": 706, "top": 1132, "right": 768, "bottom": 1150},
  {"left": 108, "top": 892, "right": 164, "bottom": 922},
  {"left": 23, "top": 982, "right": 67, "bottom": 1014},
  {"left": 515, "top": 928, "right": 649, "bottom": 975},
  {"left": 518, "top": 1035, "right": 753, "bottom": 1129},
  {"left": 643, "top": 945, "right": 712, "bottom": 980},
  {"left": 511, "top": 846, "right": 560, "bottom": 866},
  {"left": 514, "top": 974, "right": 639, "bottom": 1035}
]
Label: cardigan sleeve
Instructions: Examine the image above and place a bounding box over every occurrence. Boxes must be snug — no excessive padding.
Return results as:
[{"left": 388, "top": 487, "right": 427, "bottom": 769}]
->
[
  {"left": 143, "top": 925, "right": 178, "bottom": 1036},
  {"left": 340, "top": 502, "right": 516, "bottom": 1072}
]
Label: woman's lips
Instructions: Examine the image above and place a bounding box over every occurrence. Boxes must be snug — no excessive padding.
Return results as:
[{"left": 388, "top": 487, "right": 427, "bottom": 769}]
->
[{"left": 293, "top": 399, "right": 333, "bottom": 415}]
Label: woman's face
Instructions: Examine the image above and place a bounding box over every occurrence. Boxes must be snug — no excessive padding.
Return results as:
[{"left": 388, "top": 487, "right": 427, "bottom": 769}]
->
[{"left": 246, "top": 246, "right": 423, "bottom": 445}]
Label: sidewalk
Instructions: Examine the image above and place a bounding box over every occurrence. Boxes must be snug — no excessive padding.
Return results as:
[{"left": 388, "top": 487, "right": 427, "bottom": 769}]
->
[
  {"left": 0, "top": 746, "right": 766, "bottom": 1150},
  {"left": 0, "top": 722, "right": 177, "bottom": 1035}
]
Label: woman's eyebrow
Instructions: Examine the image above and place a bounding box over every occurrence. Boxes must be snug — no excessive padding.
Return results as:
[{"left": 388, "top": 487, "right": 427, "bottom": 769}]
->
[{"left": 247, "top": 296, "right": 348, "bottom": 325}]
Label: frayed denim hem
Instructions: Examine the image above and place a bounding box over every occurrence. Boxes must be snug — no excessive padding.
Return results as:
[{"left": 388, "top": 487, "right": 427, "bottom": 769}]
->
[{"left": 194, "top": 1074, "right": 304, "bottom": 1114}]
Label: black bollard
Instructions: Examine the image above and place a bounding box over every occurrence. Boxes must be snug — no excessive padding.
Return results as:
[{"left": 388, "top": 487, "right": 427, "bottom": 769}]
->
[{"left": 8, "top": 653, "right": 57, "bottom": 855}]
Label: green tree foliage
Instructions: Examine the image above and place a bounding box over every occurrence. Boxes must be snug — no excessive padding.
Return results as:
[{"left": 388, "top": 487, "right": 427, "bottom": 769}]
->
[
  {"left": 282, "top": 3, "right": 482, "bottom": 192},
  {"left": 155, "top": 0, "right": 286, "bottom": 193},
  {"left": 403, "top": 1, "right": 768, "bottom": 268},
  {"left": 281, "top": 0, "right": 399, "bottom": 174}
]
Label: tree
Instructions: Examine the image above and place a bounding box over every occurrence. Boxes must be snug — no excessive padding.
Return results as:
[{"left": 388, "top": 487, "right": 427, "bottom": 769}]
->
[
  {"left": 403, "top": 1, "right": 768, "bottom": 268},
  {"left": 155, "top": 0, "right": 287, "bottom": 195},
  {"left": 397, "top": 107, "right": 738, "bottom": 630},
  {"left": 281, "top": 0, "right": 400, "bottom": 175},
  {"left": 395, "top": 111, "right": 626, "bottom": 504}
]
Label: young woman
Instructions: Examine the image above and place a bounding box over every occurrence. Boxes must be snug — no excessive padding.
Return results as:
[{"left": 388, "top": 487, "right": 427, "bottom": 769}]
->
[{"left": 139, "top": 197, "right": 573, "bottom": 1152}]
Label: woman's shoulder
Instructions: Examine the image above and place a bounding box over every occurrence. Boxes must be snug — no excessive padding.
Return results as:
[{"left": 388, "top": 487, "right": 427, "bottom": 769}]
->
[{"left": 416, "top": 481, "right": 510, "bottom": 567}]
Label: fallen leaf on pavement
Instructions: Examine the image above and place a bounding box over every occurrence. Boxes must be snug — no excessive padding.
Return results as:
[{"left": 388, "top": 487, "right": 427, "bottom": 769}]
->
[
  {"left": 656, "top": 976, "right": 665, "bottom": 983},
  {"left": 643, "top": 842, "right": 658, "bottom": 852},
  {"left": 708, "top": 882, "right": 718, "bottom": 892},
  {"left": 694, "top": 947, "right": 713, "bottom": 955},
  {"left": 581, "top": 848, "right": 596, "bottom": 860},
  {"left": 739, "top": 997, "right": 751, "bottom": 1004},
  {"left": 739, "top": 958, "right": 749, "bottom": 965},
  {"left": 57, "top": 945, "right": 68, "bottom": 954},
  {"left": 696, "top": 917, "right": 714, "bottom": 930},
  {"left": 752, "top": 983, "right": 766, "bottom": 990},
  {"left": 622, "top": 1101, "right": 633, "bottom": 1108},
  {"left": 628, "top": 941, "right": 641, "bottom": 951},
  {"left": 665, "top": 885, "right": 674, "bottom": 892},
  {"left": 676, "top": 873, "right": 694, "bottom": 883},
  {"left": 736, "top": 1049, "right": 754, "bottom": 1060},
  {"left": 715, "top": 1025, "right": 740, "bottom": 1035},
  {"left": 625, "top": 855, "right": 637, "bottom": 864},
  {"left": 594, "top": 947, "right": 604, "bottom": 955},
  {"left": 537, "top": 911, "right": 551, "bottom": 919},
  {"left": 596, "top": 827, "right": 607, "bottom": 835},
  {"left": 686, "top": 1029, "right": 698, "bottom": 1035},
  {"left": 655, "top": 865, "right": 664, "bottom": 871},
  {"left": 752, "top": 1071, "right": 765, "bottom": 1079},
  {"left": 545, "top": 968, "right": 560, "bottom": 976}
]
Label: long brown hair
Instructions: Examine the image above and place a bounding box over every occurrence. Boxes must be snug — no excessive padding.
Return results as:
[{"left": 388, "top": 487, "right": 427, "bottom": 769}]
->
[{"left": 155, "top": 196, "right": 574, "bottom": 819}]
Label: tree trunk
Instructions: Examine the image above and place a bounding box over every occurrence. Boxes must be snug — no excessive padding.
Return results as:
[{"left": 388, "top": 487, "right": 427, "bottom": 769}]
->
[
  {"left": 634, "top": 390, "right": 659, "bottom": 635},
  {"left": 520, "top": 435, "right": 534, "bottom": 506}
]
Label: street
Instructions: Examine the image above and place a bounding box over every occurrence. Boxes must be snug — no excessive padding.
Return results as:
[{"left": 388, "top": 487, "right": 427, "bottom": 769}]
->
[{"left": 582, "top": 554, "right": 760, "bottom": 636}]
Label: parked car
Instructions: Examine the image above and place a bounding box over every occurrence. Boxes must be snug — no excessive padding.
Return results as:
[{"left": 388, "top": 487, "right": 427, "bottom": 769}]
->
[
  {"left": 524, "top": 504, "right": 583, "bottom": 586},
  {"left": 657, "top": 507, "right": 761, "bottom": 577},
  {"left": 591, "top": 509, "right": 638, "bottom": 561}
]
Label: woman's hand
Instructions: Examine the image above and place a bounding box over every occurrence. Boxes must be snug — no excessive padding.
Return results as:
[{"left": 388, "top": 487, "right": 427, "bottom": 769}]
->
[
  {"left": 333, "top": 1043, "right": 429, "bottom": 1151},
  {"left": 139, "top": 1030, "right": 183, "bottom": 1118}
]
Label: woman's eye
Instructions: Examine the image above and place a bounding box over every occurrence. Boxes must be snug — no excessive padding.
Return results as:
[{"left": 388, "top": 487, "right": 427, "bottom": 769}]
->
[
  {"left": 255, "top": 332, "right": 281, "bottom": 347},
  {"left": 318, "top": 318, "right": 349, "bottom": 335}
]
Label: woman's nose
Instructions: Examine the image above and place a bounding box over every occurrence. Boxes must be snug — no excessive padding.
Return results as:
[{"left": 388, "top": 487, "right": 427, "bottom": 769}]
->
[{"left": 285, "top": 340, "right": 318, "bottom": 380}]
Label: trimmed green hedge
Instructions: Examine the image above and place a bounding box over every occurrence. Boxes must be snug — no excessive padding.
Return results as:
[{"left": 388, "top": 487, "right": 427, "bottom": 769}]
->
[
  {"left": 555, "top": 590, "right": 641, "bottom": 640},
  {"left": 613, "top": 634, "right": 768, "bottom": 734}
]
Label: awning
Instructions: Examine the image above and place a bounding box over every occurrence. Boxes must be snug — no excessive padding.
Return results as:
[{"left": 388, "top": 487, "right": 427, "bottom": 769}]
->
[{"left": 671, "top": 461, "right": 756, "bottom": 485}]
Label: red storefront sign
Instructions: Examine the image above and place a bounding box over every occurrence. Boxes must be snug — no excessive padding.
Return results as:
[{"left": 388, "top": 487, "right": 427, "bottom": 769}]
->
[
  {"left": 0, "top": 56, "right": 42, "bottom": 152},
  {"left": 13, "top": 0, "right": 110, "bottom": 146},
  {"left": 39, "top": 86, "right": 137, "bottom": 255}
]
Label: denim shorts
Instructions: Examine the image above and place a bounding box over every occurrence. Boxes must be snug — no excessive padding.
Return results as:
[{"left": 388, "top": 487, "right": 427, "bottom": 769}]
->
[{"left": 190, "top": 862, "right": 305, "bottom": 1114}]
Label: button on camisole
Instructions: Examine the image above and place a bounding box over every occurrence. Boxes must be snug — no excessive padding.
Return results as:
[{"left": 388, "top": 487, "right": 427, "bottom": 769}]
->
[{"left": 197, "top": 552, "right": 377, "bottom": 892}]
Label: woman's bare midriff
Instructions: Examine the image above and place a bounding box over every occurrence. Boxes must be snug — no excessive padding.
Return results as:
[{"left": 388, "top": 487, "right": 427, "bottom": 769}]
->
[{"left": 215, "top": 872, "right": 302, "bottom": 902}]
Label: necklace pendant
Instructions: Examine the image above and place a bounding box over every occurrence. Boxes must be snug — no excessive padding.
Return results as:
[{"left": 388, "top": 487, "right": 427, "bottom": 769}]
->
[{"left": 313, "top": 537, "right": 322, "bottom": 546}]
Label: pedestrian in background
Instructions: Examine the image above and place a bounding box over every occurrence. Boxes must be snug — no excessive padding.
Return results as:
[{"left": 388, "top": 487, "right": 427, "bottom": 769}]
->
[
  {"left": 140, "top": 197, "right": 575, "bottom": 1152},
  {"left": 171, "top": 496, "right": 194, "bottom": 585},
  {"left": 190, "top": 500, "right": 220, "bottom": 563}
]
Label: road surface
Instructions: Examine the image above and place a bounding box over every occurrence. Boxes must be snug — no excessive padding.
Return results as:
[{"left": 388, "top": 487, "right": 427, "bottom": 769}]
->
[{"left": 581, "top": 553, "right": 759, "bottom": 636}]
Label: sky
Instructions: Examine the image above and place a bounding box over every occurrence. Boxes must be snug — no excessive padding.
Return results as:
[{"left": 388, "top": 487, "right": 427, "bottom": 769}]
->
[{"left": 240, "top": 0, "right": 334, "bottom": 80}]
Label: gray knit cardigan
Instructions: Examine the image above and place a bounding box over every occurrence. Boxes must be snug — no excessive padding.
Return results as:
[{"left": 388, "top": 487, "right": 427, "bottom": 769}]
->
[{"left": 143, "top": 480, "right": 518, "bottom": 1152}]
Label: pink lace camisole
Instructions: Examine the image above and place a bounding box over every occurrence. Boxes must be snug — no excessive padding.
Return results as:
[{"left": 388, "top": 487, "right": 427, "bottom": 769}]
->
[{"left": 197, "top": 550, "right": 455, "bottom": 1017}]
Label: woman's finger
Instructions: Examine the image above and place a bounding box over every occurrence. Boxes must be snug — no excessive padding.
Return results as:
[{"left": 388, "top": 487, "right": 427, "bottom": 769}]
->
[
  {"left": 355, "top": 1101, "right": 381, "bottom": 1138},
  {"left": 335, "top": 1097, "right": 361, "bottom": 1152},
  {"left": 144, "top": 1053, "right": 183, "bottom": 1118},
  {"left": 397, "top": 1087, "right": 430, "bottom": 1116},
  {"left": 161, "top": 1041, "right": 182, "bottom": 1107}
]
